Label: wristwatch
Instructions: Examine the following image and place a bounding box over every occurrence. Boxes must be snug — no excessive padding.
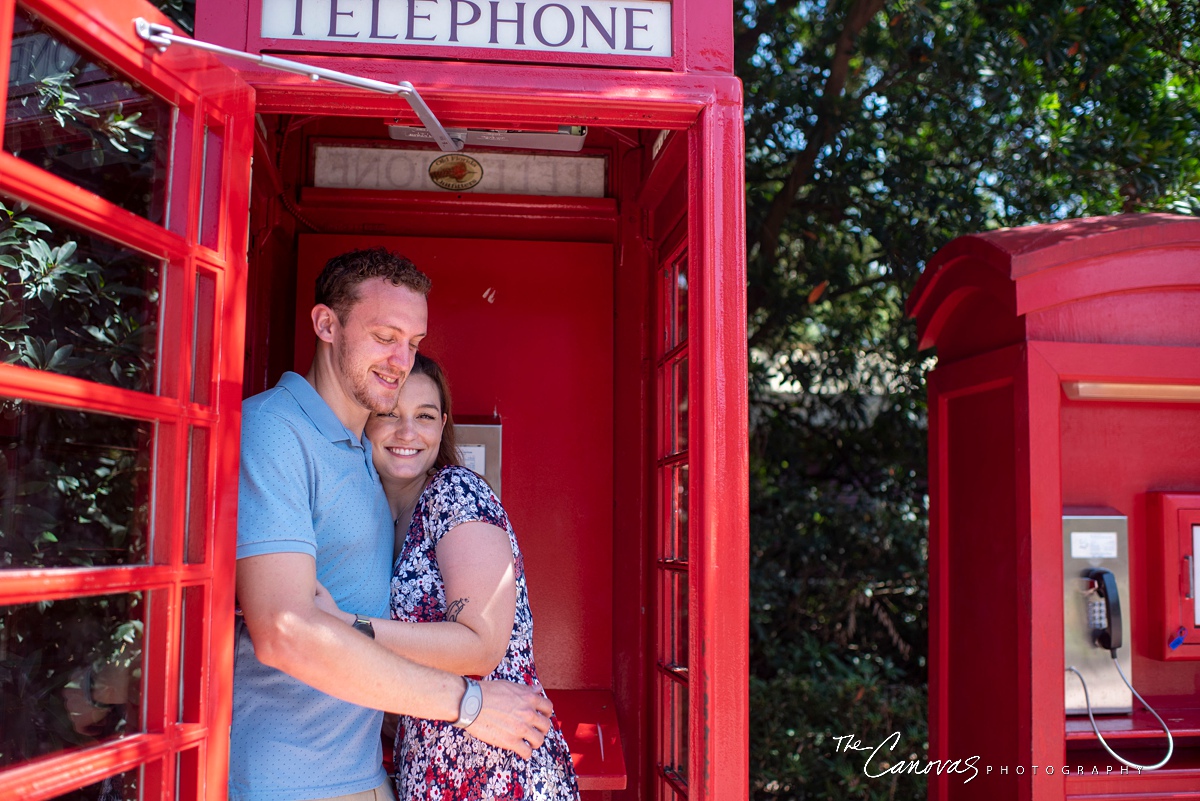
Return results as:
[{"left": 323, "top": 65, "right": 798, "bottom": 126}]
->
[
  {"left": 352, "top": 614, "right": 375, "bottom": 639},
  {"left": 453, "top": 676, "right": 483, "bottom": 729}
]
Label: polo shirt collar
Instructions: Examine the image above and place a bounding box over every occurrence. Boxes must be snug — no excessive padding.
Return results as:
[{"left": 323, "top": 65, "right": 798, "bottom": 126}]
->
[{"left": 277, "top": 371, "right": 364, "bottom": 448}]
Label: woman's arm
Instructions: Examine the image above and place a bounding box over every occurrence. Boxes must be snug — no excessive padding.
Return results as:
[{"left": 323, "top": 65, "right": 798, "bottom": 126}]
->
[{"left": 319, "top": 521, "right": 517, "bottom": 676}]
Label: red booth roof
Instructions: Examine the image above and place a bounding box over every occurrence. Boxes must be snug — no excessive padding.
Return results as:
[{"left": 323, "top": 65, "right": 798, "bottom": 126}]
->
[{"left": 908, "top": 213, "right": 1200, "bottom": 353}]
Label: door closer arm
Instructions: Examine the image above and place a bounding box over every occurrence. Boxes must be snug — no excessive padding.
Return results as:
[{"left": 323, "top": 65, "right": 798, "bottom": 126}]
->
[{"left": 133, "top": 18, "right": 464, "bottom": 152}]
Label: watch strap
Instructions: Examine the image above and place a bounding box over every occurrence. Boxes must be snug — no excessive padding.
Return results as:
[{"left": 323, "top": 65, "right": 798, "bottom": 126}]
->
[
  {"left": 352, "top": 614, "right": 375, "bottom": 639},
  {"left": 453, "top": 676, "right": 483, "bottom": 729}
]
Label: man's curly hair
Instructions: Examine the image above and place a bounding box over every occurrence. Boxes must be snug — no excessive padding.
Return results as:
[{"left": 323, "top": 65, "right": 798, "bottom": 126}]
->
[{"left": 315, "top": 247, "right": 432, "bottom": 321}]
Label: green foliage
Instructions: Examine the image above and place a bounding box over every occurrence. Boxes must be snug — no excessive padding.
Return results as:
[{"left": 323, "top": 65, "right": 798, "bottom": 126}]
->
[
  {"left": 0, "top": 197, "right": 153, "bottom": 759},
  {"left": 154, "top": 0, "right": 197, "bottom": 34},
  {"left": 0, "top": 73, "right": 159, "bottom": 770},
  {"left": 0, "top": 202, "right": 159, "bottom": 393},
  {"left": 0, "top": 201, "right": 156, "bottom": 570},
  {"left": 739, "top": 1, "right": 1200, "bottom": 798},
  {"left": 24, "top": 71, "right": 154, "bottom": 162}
]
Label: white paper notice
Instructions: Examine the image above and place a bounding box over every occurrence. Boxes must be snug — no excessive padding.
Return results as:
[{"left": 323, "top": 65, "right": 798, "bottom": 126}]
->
[
  {"left": 1071, "top": 531, "right": 1119, "bottom": 560},
  {"left": 460, "top": 444, "right": 486, "bottom": 474},
  {"left": 1193, "top": 525, "right": 1200, "bottom": 627}
]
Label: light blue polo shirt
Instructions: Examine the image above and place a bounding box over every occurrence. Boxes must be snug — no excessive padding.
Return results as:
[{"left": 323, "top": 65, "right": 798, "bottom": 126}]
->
[{"left": 230, "top": 372, "right": 394, "bottom": 801}]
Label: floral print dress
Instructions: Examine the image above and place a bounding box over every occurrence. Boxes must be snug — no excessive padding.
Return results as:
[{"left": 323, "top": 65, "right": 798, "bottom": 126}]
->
[{"left": 390, "top": 465, "right": 580, "bottom": 801}]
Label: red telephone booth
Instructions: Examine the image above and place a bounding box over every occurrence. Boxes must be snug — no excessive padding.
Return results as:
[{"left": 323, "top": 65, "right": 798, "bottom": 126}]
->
[
  {"left": 909, "top": 214, "right": 1200, "bottom": 801},
  {"left": 0, "top": 0, "right": 748, "bottom": 798}
]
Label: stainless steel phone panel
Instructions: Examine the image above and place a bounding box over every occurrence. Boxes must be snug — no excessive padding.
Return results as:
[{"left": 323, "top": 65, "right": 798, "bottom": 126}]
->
[{"left": 1063, "top": 513, "right": 1133, "bottom": 715}]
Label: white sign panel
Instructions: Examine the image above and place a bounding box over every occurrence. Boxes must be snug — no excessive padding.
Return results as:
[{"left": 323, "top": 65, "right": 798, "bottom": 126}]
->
[
  {"left": 460, "top": 444, "right": 486, "bottom": 474},
  {"left": 1194, "top": 524, "right": 1200, "bottom": 627},
  {"left": 261, "top": 0, "right": 671, "bottom": 57},
  {"left": 1070, "top": 531, "right": 1119, "bottom": 560},
  {"left": 313, "top": 145, "right": 606, "bottom": 197}
]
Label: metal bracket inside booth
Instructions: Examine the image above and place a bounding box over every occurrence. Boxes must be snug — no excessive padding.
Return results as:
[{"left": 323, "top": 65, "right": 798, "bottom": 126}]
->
[{"left": 133, "top": 18, "right": 464, "bottom": 153}]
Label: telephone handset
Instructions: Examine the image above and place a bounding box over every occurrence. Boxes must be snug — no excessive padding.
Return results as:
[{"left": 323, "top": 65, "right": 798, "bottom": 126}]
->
[
  {"left": 1068, "top": 569, "right": 1174, "bottom": 770},
  {"left": 1084, "top": 567, "right": 1122, "bottom": 654}
]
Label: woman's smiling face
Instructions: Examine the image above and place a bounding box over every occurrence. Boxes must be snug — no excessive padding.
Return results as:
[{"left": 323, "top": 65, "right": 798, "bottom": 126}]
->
[{"left": 365, "top": 372, "right": 446, "bottom": 484}]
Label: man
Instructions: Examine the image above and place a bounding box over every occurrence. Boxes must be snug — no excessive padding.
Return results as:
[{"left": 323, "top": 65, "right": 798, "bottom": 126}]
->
[{"left": 231, "top": 248, "right": 552, "bottom": 801}]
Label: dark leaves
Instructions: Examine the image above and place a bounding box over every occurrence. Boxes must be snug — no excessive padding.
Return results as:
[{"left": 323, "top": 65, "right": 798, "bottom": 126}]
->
[{"left": 743, "top": 1, "right": 1199, "bottom": 797}]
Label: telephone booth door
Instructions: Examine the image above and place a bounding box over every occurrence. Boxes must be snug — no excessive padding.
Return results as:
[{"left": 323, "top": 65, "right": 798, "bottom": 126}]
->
[
  {"left": 0, "top": 0, "right": 252, "bottom": 798},
  {"left": 246, "top": 109, "right": 747, "bottom": 801}
]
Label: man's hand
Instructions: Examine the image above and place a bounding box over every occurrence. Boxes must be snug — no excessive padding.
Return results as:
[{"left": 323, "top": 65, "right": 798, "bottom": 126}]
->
[
  {"left": 313, "top": 581, "right": 353, "bottom": 625},
  {"left": 466, "top": 680, "right": 554, "bottom": 759}
]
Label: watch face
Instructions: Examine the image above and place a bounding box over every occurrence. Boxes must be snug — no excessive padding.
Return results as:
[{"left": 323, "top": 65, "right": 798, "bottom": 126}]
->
[
  {"left": 353, "top": 617, "right": 375, "bottom": 639},
  {"left": 455, "top": 679, "right": 484, "bottom": 727}
]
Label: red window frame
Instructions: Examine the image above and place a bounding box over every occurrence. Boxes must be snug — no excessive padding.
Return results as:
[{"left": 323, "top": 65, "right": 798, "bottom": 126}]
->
[
  {"left": 0, "top": 0, "right": 252, "bottom": 797},
  {"left": 648, "top": 133, "right": 696, "bottom": 796},
  {"left": 653, "top": 205, "right": 691, "bottom": 799}
]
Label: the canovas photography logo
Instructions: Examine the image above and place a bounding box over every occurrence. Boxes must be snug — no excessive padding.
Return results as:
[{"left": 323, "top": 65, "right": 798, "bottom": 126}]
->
[
  {"left": 834, "top": 733, "right": 1146, "bottom": 783},
  {"left": 833, "top": 733, "right": 981, "bottom": 784}
]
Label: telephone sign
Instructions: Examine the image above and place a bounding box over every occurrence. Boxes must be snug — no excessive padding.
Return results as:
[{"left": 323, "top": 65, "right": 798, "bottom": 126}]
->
[{"left": 260, "top": 0, "right": 673, "bottom": 56}]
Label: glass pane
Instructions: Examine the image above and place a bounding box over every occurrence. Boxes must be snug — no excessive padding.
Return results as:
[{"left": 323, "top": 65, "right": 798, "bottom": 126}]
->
[
  {"left": 198, "top": 125, "right": 224, "bottom": 250},
  {"left": 676, "top": 570, "right": 689, "bottom": 669},
  {"left": 5, "top": 7, "right": 173, "bottom": 223},
  {"left": 178, "top": 747, "right": 201, "bottom": 798},
  {"left": 658, "top": 570, "right": 672, "bottom": 662},
  {"left": 659, "top": 675, "right": 688, "bottom": 784},
  {"left": 660, "top": 265, "right": 672, "bottom": 355},
  {"left": 0, "top": 400, "right": 154, "bottom": 569},
  {"left": 0, "top": 592, "right": 145, "bottom": 767},
  {"left": 658, "top": 367, "right": 671, "bottom": 460},
  {"left": 167, "top": 109, "right": 195, "bottom": 239},
  {"left": 673, "top": 463, "right": 688, "bottom": 561},
  {"left": 673, "top": 356, "right": 688, "bottom": 454},
  {"left": 51, "top": 764, "right": 145, "bottom": 801},
  {"left": 677, "top": 679, "right": 688, "bottom": 784},
  {"left": 178, "top": 585, "right": 204, "bottom": 722},
  {"left": 674, "top": 255, "right": 688, "bottom": 347},
  {"left": 657, "top": 466, "right": 669, "bottom": 560},
  {"left": 191, "top": 271, "right": 216, "bottom": 405},
  {"left": 658, "top": 675, "right": 671, "bottom": 771},
  {"left": 0, "top": 199, "right": 162, "bottom": 393},
  {"left": 184, "top": 427, "right": 209, "bottom": 563}
]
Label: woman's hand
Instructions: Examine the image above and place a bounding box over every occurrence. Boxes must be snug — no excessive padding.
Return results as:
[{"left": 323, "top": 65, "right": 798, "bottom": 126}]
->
[{"left": 314, "top": 581, "right": 354, "bottom": 625}]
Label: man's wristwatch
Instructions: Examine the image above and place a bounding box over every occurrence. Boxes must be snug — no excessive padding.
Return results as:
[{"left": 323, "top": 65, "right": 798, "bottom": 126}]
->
[
  {"left": 453, "top": 676, "right": 483, "bottom": 729},
  {"left": 351, "top": 614, "right": 375, "bottom": 639}
]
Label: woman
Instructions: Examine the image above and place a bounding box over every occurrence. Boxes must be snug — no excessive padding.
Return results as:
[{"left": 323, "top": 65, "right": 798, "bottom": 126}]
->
[{"left": 318, "top": 352, "right": 579, "bottom": 800}]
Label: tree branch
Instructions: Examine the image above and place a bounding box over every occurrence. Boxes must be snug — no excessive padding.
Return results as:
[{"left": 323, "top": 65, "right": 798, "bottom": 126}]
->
[
  {"left": 735, "top": 0, "right": 808, "bottom": 62},
  {"left": 750, "top": 0, "right": 887, "bottom": 265}
]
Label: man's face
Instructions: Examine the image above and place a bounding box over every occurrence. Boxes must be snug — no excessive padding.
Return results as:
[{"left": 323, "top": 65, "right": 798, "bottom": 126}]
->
[{"left": 328, "top": 278, "right": 429, "bottom": 414}]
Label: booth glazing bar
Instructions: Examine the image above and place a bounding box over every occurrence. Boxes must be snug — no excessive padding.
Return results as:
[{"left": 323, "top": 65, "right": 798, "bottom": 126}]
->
[{"left": 132, "top": 18, "right": 464, "bottom": 152}]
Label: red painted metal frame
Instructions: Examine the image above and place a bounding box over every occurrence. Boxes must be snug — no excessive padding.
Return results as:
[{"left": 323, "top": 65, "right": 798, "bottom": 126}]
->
[
  {"left": 297, "top": 187, "right": 620, "bottom": 242},
  {"left": 197, "top": 0, "right": 733, "bottom": 73},
  {"left": 652, "top": 194, "right": 690, "bottom": 798},
  {"left": 0, "top": 0, "right": 253, "bottom": 797},
  {"left": 914, "top": 216, "right": 1200, "bottom": 801},
  {"left": 688, "top": 97, "right": 747, "bottom": 801},
  {"left": 1148, "top": 493, "right": 1200, "bottom": 660}
]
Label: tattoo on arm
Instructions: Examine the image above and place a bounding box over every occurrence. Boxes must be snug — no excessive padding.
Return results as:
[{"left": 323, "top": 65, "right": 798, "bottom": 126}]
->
[{"left": 445, "top": 598, "right": 469, "bottom": 623}]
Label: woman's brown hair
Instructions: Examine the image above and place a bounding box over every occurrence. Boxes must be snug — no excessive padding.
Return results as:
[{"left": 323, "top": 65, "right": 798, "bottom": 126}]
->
[{"left": 409, "top": 352, "right": 461, "bottom": 473}]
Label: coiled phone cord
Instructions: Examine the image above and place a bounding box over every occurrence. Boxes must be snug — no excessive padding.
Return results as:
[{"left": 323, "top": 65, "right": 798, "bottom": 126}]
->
[{"left": 1066, "top": 657, "right": 1173, "bottom": 771}]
